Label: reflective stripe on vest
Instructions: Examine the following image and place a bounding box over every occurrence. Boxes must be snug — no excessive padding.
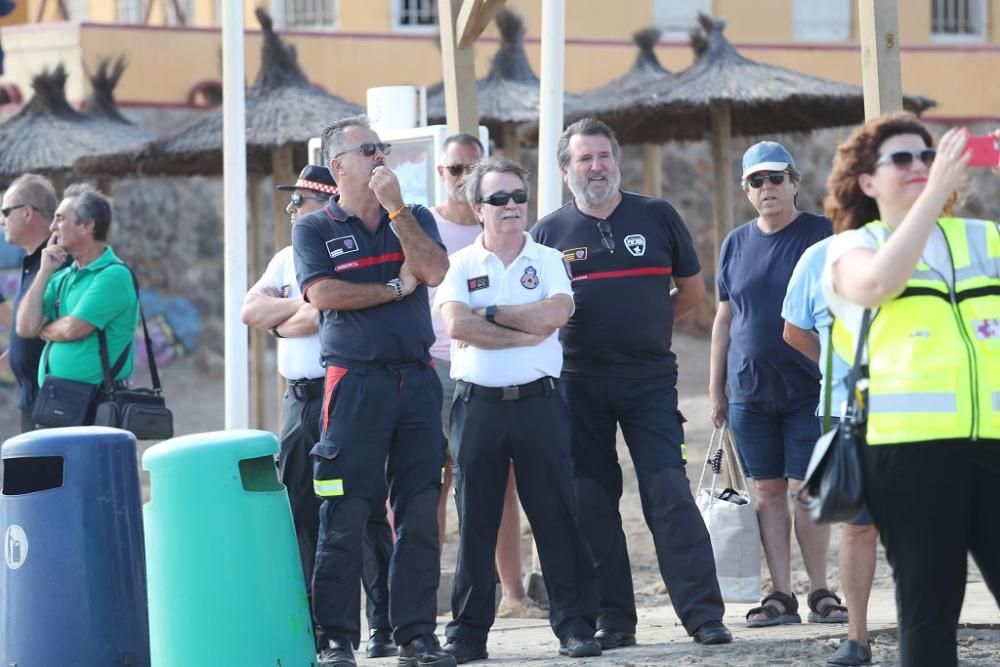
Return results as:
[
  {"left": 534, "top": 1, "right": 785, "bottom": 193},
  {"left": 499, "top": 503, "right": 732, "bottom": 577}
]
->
[
  {"left": 858, "top": 218, "right": 1000, "bottom": 445},
  {"left": 314, "top": 478, "right": 344, "bottom": 497}
]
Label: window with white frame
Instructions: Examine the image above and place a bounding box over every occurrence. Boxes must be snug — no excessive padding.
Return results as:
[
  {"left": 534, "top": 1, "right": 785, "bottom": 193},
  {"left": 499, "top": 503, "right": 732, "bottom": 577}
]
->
[
  {"left": 115, "top": 0, "right": 191, "bottom": 24},
  {"left": 395, "top": 0, "right": 438, "bottom": 31},
  {"left": 270, "top": 0, "right": 337, "bottom": 30},
  {"left": 116, "top": 0, "right": 142, "bottom": 23},
  {"left": 794, "top": 0, "right": 851, "bottom": 41},
  {"left": 931, "top": 0, "right": 986, "bottom": 40},
  {"left": 652, "top": 0, "right": 712, "bottom": 39},
  {"left": 64, "top": 0, "right": 88, "bottom": 20}
]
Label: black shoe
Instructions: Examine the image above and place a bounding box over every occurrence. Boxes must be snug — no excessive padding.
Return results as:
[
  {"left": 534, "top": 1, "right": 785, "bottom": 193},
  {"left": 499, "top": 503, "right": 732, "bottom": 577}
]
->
[
  {"left": 594, "top": 628, "right": 636, "bottom": 650},
  {"left": 827, "top": 639, "right": 872, "bottom": 666},
  {"left": 367, "top": 627, "right": 398, "bottom": 658},
  {"left": 318, "top": 637, "right": 356, "bottom": 667},
  {"left": 398, "top": 635, "right": 458, "bottom": 667},
  {"left": 559, "top": 635, "right": 602, "bottom": 658},
  {"left": 442, "top": 637, "right": 488, "bottom": 664},
  {"left": 692, "top": 620, "right": 733, "bottom": 645}
]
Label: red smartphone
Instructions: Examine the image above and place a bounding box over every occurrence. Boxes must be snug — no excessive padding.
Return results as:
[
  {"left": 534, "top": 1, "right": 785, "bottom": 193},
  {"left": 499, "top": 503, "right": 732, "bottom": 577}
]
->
[{"left": 966, "top": 134, "right": 1000, "bottom": 168}]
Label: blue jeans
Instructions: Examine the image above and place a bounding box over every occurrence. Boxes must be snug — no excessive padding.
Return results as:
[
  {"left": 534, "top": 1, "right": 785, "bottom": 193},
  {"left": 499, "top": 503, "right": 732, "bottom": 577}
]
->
[{"left": 728, "top": 395, "right": 820, "bottom": 481}]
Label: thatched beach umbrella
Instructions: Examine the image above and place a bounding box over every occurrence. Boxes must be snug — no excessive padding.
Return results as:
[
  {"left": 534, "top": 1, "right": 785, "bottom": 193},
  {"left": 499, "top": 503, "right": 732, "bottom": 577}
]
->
[
  {"left": 426, "top": 8, "right": 583, "bottom": 161},
  {"left": 0, "top": 65, "right": 149, "bottom": 192},
  {"left": 576, "top": 15, "right": 935, "bottom": 283}
]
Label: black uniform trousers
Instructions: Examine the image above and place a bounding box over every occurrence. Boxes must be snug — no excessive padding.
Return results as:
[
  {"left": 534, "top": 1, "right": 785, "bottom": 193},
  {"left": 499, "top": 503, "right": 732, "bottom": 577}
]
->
[
  {"left": 560, "top": 375, "right": 724, "bottom": 636},
  {"left": 312, "top": 361, "right": 444, "bottom": 649},
  {"left": 863, "top": 441, "right": 1000, "bottom": 667},
  {"left": 278, "top": 384, "right": 393, "bottom": 646},
  {"left": 445, "top": 378, "right": 598, "bottom": 645}
]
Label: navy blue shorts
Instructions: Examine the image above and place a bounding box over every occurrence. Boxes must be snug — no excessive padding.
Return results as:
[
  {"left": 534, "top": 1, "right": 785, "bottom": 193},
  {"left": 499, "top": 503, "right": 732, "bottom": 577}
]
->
[{"left": 728, "top": 395, "right": 820, "bottom": 481}]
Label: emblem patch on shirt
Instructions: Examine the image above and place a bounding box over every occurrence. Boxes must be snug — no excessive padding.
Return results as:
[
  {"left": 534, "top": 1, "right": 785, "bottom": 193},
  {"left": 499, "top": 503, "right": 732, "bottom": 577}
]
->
[
  {"left": 326, "top": 235, "right": 359, "bottom": 259},
  {"left": 624, "top": 234, "right": 646, "bottom": 257},
  {"left": 973, "top": 319, "right": 1000, "bottom": 340},
  {"left": 467, "top": 275, "right": 490, "bottom": 292},
  {"left": 563, "top": 246, "right": 588, "bottom": 262},
  {"left": 520, "top": 266, "right": 539, "bottom": 289}
]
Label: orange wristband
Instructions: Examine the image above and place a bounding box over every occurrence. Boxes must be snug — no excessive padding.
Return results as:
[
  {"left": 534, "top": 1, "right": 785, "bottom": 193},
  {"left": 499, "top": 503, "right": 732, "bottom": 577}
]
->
[{"left": 388, "top": 204, "right": 408, "bottom": 220}]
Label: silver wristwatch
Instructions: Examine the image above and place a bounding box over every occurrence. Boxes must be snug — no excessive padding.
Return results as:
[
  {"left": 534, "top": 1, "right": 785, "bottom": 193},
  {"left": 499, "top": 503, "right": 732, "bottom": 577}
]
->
[{"left": 386, "top": 278, "right": 404, "bottom": 301}]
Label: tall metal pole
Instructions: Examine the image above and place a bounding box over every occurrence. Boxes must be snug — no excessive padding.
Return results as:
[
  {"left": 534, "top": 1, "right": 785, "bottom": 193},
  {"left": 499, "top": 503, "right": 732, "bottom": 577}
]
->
[
  {"left": 222, "top": 0, "right": 249, "bottom": 428},
  {"left": 536, "top": 0, "right": 565, "bottom": 219}
]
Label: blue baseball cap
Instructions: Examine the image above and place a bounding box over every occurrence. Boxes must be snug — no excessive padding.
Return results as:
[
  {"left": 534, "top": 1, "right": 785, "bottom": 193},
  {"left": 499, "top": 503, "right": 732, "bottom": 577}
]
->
[{"left": 741, "top": 141, "right": 796, "bottom": 179}]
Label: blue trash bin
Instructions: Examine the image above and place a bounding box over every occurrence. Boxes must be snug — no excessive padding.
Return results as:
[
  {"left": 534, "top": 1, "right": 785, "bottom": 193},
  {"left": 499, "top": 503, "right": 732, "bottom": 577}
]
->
[{"left": 1, "top": 426, "right": 150, "bottom": 666}]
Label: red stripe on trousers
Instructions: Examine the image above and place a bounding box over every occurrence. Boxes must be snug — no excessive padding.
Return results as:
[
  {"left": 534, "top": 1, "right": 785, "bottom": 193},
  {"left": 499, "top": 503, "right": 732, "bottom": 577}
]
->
[{"left": 322, "top": 366, "right": 349, "bottom": 433}]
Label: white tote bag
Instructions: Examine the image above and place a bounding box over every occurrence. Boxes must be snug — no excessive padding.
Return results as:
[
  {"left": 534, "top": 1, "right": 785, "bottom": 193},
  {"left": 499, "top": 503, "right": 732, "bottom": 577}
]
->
[{"left": 695, "top": 426, "right": 761, "bottom": 603}]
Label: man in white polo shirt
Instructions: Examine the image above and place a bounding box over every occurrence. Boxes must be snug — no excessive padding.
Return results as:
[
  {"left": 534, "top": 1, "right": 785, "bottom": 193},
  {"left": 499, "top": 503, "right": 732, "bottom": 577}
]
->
[
  {"left": 435, "top": 158, "right": 600, "bottom": 663},
  {"left": 240, "top": 165, "right": 396, "bottom": 660}
]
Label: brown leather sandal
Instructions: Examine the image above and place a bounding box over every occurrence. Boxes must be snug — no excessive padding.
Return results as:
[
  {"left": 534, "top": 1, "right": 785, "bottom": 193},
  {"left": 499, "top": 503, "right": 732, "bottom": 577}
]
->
[
  {"left": 808, "top": 588, "right": 849, "bottom": 623},
  {"left": 746, "top": 591, "right": 802, "bottom": 627}
]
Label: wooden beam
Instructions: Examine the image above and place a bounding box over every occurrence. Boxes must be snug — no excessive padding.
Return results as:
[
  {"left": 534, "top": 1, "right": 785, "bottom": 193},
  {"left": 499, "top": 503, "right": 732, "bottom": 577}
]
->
[
  {"left": 456, "top": 0, "right": 507, "bottom": 49},
  {"left": 858, "top": 0, "right": 903, "bottom": 120},
  {"left": 269, "top": 144, "right": 296, "bottom": 433},
  {"left": 709, "top": 104, "right": 733, "bottom": 303},
  {"left": 641, "top": 144, "right": 662, "bottom": 197},
  {"left": 438, "top": 0, "right": 480, "bottom": 135},
  {"left": 248, "top": 176, "right": 267, "bottom": 430}
]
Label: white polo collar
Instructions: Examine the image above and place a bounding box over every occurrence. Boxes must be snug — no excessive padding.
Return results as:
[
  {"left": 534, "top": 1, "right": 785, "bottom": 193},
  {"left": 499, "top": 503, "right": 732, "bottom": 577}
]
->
[{"left": 472, "top": 232, "right": 541, "bottom": 264}]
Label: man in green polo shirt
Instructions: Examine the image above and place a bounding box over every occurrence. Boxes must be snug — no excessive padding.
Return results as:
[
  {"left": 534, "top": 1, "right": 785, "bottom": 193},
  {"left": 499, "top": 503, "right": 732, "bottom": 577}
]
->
[{"left": 16, "top": 184, "right": 137, "bottom": 389}]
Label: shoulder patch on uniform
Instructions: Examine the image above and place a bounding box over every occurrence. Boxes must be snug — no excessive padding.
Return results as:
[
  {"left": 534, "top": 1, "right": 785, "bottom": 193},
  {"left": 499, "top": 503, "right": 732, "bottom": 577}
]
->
[
  {"left": 467, "top": 275, "right": 490, "bottom": 292},
  {"left": 624, "top": 234, "right": 646, "bottom": 257},
  {"left": 562, "top": 246, "right": 588, "bottom": 262},
  {"left": 520, "top": 266, "right": 539, "bottom": 289},
  {"left": 326, "top": 235, "right": 359, "bottom": 259}
]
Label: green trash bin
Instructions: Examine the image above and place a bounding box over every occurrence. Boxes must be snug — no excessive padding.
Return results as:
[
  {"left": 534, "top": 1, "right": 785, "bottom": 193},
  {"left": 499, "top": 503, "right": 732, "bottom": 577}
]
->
[{"left": 142, "top": 429, "right": 315, "bottom": 666}]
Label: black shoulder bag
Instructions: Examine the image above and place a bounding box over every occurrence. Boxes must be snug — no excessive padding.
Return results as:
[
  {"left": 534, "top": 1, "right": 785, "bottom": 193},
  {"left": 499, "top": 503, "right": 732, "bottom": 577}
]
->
[
  {"left": 799, "top": 308, "right": 872, "bottom": 524},
  {"left": 92, "top": 267, "right": 174, "bottom": 440}
]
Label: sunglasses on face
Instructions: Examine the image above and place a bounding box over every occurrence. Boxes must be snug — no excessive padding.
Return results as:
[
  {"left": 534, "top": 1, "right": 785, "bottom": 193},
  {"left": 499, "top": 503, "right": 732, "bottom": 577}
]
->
[
  {"left": 596, "top": 219, "right": 615, "bottom": 254},
  {"left": 746, "top": 172, "right": 789, "bottom": 189},
  {"left": 334, "top": 142, "right": 392, "bottom": 159},
  {"left": 289, "top": 193, "right": 328, "bottom": 208},
  {"left": 1, "top": 204, "right": 27, "bottom": 217},
  {"left": 480, "top": 190, "right": 528, "bottom": 207},
  {"left": 874, "top": 149, "right": 936, "bottom": 170},
  {"left": 445, "top": 164, "right": 474, "bottom": 177}
]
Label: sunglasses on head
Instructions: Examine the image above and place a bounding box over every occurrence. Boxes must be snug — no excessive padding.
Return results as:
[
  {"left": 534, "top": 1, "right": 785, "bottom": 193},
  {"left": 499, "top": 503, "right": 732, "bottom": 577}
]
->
[
  {"left": 746, "top": 172, "right": 789, "bottom": 189},
  {"left": 874, "top": 149, "right": 936, "bottom": 170},
  {"left": 445, "top": 164, "right": 474, "bottom": 177},
  {"left": 289, "top": 193, "right": 328, "bottom": 208},
  {"left": 0, "top": 203, "right": 27, "bottom": 217},
  {"left": 334, "top": 142, "right": 392, "bottom": 159},
  {"left": 480, "top": 190, "right": 528, "bottom": 207},
  {"left": 596, "top": 219, "right": 615, "bottom": 254}
]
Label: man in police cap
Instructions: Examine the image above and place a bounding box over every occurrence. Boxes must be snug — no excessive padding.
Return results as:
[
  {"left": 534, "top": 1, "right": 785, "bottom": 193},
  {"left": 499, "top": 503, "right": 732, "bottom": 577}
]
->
[{"left": 241, "top": 164, "right": 395, "bottom": 659}]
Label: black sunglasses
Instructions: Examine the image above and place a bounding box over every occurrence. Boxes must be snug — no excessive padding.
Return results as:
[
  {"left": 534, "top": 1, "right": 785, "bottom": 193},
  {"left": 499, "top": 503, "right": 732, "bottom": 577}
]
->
[
  {"left": 874, "top": 149, "right": 936, "bottom": 170},
  {"left": 596, "top": 219, "right": 615, "bottom": 254},
  {"left": 1, "top": 203, "right": 27, "bottom": 217},
  {"left": 445, "top": 164, "right": 474, "bottom": 177},
  {"left": 746, "top": 172, "right": 789, "bottom": 189},
  {"left": 480, "top": 190, "right": 528, "bottom": 207},
  {"left": 289, "top": 192, "right": 328, "bottom": 208},
  {"left": 334, "top": 142, "right": 392, "bottom": 159}
]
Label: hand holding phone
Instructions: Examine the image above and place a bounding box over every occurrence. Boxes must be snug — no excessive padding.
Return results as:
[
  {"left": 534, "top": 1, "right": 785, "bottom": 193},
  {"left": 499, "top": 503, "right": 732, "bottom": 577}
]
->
[{"left": 966, "top": 134, "right": 1000, "bottom": 169}]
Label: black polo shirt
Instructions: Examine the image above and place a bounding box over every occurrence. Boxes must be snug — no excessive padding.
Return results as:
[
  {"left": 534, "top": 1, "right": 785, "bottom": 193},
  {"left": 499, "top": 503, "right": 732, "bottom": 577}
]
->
[
  {"left": 531, "top": 191, "right": 701, "bottom": 381},
  {"left": 8, "top": 243, "right": 70, "bottom": 411},
  {"left": 293, "top": 201, "right": 442, "bottom": 364}
]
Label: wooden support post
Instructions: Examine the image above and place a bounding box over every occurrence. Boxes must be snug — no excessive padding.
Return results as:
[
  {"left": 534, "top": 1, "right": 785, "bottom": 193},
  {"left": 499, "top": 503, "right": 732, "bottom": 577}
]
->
[
  {"left": 641, "top": 143, "right": 663, "bottom": 197},
  {"left": 439, "top": 0, "right": 480, "bottom": 135},
  {"left": 271, "top": 145, "right": 296, "bottom": 251},
  {"left": 709, "top": 104, "right": 733, "bottom": 303},
  {"left": 96, "top": 175, "right": 112, "bottom": 196},
  {"left": 501, "top": 123, "right": 521, "bottom": 163},
  {"left": 858, "top": 0, "right": 903, "bottom": 120},
  {"left": 248, "top": 176, "right": 267, "bottom": 430},
  {"left": 50, "top": 172, "right": 67, "bottom": 198},
  {"left": 456, "top": 0, "right": 508, "bottom": 49}
]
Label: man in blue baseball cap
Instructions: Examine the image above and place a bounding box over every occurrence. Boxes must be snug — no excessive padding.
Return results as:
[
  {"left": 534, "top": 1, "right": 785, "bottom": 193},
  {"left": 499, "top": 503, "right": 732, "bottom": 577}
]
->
[{"left": 710, "top": 141, "right": 844, "bottom": 631}]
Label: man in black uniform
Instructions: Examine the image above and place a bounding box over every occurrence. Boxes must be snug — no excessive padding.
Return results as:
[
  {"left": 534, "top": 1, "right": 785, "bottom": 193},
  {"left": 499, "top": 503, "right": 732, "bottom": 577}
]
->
[
  {"left": 293, "top": 116, "right": 455, "bottom": 667},
  {"left": 0, "top": 173, "right": 62, "bottom": 431},
  {"left": 532, "top": 118, "right": 732, "bottom": 648}
]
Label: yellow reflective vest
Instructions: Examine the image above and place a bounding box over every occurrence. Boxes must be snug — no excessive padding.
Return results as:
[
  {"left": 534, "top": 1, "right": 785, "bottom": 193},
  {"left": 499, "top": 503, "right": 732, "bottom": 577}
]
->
[{"left": 832, "top": 218, "right": 1000, "bottom": 446}]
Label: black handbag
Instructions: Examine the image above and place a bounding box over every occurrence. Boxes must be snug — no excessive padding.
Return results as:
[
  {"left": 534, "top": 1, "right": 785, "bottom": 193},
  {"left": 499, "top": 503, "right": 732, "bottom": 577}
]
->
[
  {"left": 800, "top": 308, "right": 873, "bottom": 524},
  {"left": 92, "top": 268, "right": 174, "bottom": 441},
  {"left": 32, "top": 373, "right": 100, "bottom": 427}
]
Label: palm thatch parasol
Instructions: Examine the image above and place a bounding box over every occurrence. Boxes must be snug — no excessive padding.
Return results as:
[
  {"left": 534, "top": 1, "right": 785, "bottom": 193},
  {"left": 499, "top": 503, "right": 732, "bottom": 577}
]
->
[
  {"left": 426, "top": 8, "right": 583, "bottom": 159},
  {"left": 75, "top": 7, "right": 363, "bottom": 177},
  {"left": 0, "top": 65, "right": 150, "bottom": 190}
]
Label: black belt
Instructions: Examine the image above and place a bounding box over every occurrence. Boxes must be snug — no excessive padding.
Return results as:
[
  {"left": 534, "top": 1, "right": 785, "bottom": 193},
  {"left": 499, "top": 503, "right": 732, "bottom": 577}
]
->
[
  {"left": 458, "top": 377, "right": 555, "bottom": 401},
  {"left": 288, "top": 377, "right": 324, "bottom": 402}
]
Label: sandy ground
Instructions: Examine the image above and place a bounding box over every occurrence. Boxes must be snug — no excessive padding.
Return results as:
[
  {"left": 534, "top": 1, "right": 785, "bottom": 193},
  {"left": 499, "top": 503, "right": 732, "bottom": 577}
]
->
[{"left": 61, "top": 332, "right": 1000, "bottom": 665}]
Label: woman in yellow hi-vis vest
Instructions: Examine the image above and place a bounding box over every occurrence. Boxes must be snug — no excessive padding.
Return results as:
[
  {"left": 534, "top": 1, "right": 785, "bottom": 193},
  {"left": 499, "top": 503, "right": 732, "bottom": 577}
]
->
[{"left": 821, "top": 112, "right": 1000, "bottom": 667}]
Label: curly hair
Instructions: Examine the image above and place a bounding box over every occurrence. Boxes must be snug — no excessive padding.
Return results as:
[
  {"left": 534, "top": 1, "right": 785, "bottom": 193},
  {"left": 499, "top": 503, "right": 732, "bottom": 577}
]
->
[{"left": 823, "top": 112, "right": 935, "bottom": 233}]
